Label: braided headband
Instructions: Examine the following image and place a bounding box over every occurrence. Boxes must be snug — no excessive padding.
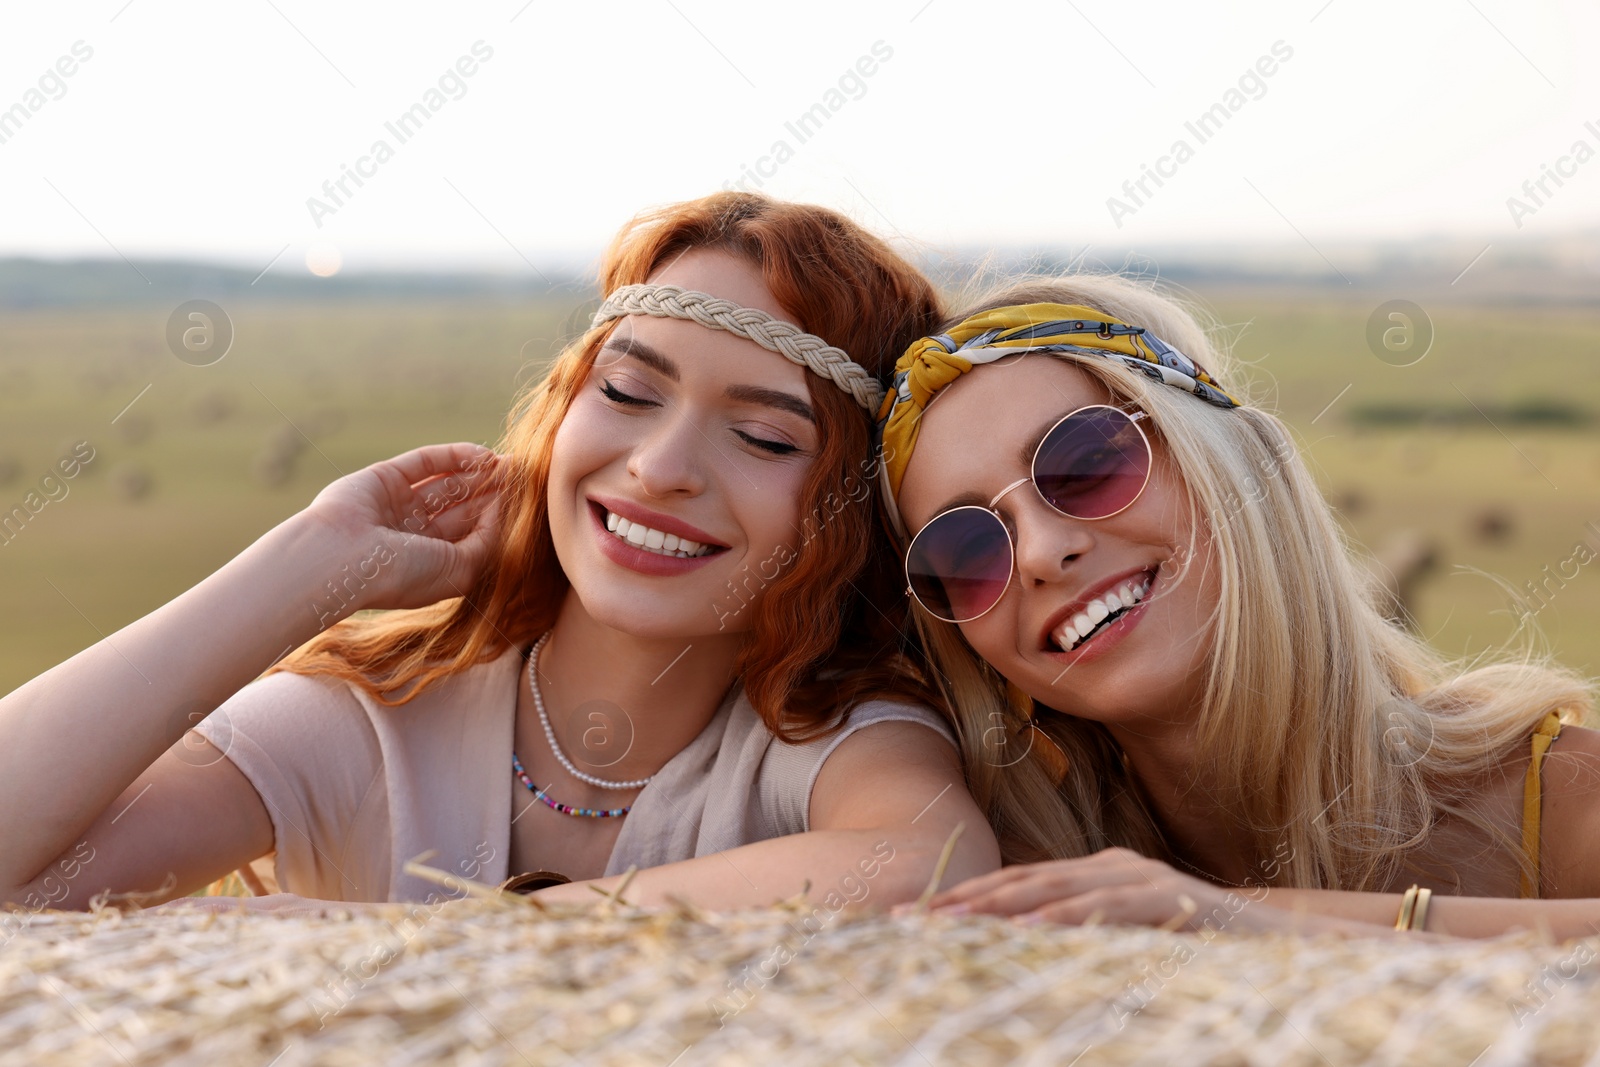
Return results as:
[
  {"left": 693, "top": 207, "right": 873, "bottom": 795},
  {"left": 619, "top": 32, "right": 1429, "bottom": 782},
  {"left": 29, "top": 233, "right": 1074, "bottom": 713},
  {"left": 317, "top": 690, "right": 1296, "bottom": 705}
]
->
[
  {"left": 874, "top": 303, "right": 1240, "bottom": 537},
  {"left": 590, "top": 284, "right": 885, "bottom": 413}
]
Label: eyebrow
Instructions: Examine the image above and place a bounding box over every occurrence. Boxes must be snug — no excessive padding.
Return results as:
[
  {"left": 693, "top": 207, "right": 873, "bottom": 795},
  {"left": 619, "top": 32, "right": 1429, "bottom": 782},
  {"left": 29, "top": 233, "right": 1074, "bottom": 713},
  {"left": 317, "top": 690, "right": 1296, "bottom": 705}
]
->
[
  {"left": 600, "top": 335, "right": 815, "bottom": 422},
  {"left": 925, "top": 411, "right": 1060, "bottom": 517},
  {"left": 601, "top": 335, "right": 678, "bottom": 381},
  {"left": 726, "top": 384, "right": 814, "bottom": 422},
  {"left": 1020, "top": 412, "right": 1058, "bottom": 469}
]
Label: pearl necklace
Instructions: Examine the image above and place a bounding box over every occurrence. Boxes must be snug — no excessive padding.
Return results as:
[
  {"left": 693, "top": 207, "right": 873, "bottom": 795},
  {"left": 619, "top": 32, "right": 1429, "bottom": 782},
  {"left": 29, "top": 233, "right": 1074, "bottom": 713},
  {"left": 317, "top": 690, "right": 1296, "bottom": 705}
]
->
[{"left": 525, "top": 632, "right": 655, "bottom": 791}]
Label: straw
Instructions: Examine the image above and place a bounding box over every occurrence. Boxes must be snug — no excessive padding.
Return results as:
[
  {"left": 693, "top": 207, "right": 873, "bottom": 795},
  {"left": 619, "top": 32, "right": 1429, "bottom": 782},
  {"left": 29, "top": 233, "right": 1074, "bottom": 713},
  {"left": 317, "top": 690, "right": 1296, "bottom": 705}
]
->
[{"left": 5, "top": 891, "right": 1598, "bottom": 1065}]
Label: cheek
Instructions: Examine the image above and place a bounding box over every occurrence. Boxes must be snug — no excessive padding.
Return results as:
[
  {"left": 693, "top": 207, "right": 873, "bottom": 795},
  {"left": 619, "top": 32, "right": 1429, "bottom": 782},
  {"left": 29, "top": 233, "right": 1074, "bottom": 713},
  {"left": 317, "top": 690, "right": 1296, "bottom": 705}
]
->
[
  {"left": 548, "top": 401, "right": 613, "bottom": 488},
  {"left": 743, "top": 473, "right": 806, "bottom": 550},
  {"left": 957, "top": 610, "right": 1022, "bottom": 672}
]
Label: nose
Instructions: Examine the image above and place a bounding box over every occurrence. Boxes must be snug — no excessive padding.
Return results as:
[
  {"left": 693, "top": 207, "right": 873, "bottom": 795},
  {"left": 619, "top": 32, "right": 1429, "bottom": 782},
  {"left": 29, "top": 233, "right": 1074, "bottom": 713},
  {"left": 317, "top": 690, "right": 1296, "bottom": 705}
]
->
[
  {"left": 626, "top": 405, "right": 710, "bottom": 499},
  {"left": 1011, "top": 490, "right": 1095, "bottom": 589}
]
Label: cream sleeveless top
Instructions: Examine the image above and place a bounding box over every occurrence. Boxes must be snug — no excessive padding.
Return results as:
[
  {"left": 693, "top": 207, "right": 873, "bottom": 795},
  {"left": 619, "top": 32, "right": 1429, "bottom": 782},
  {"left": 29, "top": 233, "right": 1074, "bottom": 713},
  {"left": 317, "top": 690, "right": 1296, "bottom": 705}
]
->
[{"left": 190, "top": 642, "right": 954, "bottom": 902}]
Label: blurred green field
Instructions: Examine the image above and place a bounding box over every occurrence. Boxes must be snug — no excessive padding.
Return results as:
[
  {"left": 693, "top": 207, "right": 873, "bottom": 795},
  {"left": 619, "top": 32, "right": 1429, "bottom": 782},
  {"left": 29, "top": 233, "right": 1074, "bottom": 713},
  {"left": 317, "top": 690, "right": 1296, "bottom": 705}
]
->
[{"left": 2, "top": 291, "right": 1598, "bottom": 698}]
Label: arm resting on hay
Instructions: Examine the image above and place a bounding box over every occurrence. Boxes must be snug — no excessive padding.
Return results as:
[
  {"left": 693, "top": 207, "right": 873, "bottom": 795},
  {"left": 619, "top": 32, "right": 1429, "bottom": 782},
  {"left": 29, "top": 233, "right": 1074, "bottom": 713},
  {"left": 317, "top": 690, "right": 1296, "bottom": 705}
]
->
[
  {"left": 1265, "top": 727, "right": 1600, "bottom": 939},
  {"left": 1257, "top": 890, "right": 1600, "bottom": 940},
  {"left": 534, "top": 719, "right": 1000, "bottom": 910}
]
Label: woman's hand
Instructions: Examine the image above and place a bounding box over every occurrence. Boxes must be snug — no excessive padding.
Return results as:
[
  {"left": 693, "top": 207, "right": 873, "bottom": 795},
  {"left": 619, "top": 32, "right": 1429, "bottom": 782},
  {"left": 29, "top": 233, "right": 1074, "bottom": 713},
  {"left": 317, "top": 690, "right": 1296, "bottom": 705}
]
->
[
  {"left": 920, "top": 847, "right": 1301, "bottom": 934},
  {"left": 0, "top": 442, "right": 504, "bottom": 909},
  {"left": 299, "top": 442, "right": 504, "bottom": 614}
]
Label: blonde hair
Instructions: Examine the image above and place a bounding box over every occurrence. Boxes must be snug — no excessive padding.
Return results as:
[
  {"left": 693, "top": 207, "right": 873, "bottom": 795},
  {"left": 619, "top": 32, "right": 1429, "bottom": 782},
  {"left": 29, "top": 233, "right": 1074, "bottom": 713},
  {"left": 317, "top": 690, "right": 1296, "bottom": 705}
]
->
[{"left": 903, "top": 272, "right": 1593, "bottom": 890}]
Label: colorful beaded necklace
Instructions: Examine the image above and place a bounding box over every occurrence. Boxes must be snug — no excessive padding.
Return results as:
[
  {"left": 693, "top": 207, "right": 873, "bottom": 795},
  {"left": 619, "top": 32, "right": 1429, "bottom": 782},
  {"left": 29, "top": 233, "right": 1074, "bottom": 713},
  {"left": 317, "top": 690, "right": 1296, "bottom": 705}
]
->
[{"left": 511, "top": 750, "right": 632, "bottom": 818}]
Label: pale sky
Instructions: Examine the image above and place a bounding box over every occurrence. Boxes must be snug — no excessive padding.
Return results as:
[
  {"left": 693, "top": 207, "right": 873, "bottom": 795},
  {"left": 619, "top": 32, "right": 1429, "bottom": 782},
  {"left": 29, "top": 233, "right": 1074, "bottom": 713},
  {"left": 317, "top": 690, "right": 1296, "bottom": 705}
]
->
[{"left": 1, "top": 0, "right": 1596, "bottom": 274}]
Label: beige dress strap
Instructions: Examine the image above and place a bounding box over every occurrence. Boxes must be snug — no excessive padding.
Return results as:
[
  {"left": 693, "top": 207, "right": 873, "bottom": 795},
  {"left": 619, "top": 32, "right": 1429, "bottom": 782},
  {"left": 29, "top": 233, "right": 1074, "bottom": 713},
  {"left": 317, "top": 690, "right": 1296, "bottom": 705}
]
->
[
  {"left": 1519, "top": 711, "right": 1565, "bottom": 899},
  {"left": 756, "top": 700, "right": 957, "bottom": 836}
]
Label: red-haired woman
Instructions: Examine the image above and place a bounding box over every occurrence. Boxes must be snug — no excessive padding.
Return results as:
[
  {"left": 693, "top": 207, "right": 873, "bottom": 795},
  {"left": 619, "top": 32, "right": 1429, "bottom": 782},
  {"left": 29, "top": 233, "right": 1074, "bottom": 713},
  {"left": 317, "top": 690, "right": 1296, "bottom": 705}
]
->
[{"left": 0, "top": 193, "right": 998, "bottom": 915}]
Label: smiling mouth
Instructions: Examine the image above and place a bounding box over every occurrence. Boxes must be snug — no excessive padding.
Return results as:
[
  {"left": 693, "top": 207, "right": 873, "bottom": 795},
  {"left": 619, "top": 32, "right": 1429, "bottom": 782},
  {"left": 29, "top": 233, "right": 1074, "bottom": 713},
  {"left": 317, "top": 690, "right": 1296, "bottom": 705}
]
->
[
  {"left": 1049, "top": 569, "right": 1157, "bottom": 653},
  {"left": 603, "top": 509, "right": 720, "bottom": 559}
]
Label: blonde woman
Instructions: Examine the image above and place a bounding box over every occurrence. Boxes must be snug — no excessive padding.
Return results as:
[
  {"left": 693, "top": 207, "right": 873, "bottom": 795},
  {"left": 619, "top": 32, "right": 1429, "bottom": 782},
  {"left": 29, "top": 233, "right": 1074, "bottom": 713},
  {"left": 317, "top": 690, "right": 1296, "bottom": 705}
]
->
[
  {"left": 0, "top": 193, "right": 998, "bottom": 917},
  {"left": 876, "top": 276, "right": 1600, "bottom": 938}
]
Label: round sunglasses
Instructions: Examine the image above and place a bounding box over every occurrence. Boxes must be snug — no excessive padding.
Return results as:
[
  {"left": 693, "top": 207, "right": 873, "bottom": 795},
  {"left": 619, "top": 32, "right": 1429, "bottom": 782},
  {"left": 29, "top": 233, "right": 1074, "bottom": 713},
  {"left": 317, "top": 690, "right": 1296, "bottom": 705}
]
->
[{"left": 904, "top": 404, "right": 1153, "bottom": 623}]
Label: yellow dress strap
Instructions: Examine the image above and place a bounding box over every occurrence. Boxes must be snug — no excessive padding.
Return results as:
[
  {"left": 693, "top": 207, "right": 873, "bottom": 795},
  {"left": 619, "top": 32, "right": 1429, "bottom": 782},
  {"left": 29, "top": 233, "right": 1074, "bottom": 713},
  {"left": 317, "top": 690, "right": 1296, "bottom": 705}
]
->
[{"left": 1520, "top": 711, "right": 1565, "bottom": 899}]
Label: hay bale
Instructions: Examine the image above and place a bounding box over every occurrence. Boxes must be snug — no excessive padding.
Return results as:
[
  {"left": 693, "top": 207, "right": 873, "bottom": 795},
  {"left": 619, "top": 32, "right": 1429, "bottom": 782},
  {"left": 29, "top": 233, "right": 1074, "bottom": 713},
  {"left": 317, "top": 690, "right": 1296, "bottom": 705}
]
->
[
  {"left": 1371, "top": 531, "right": 1440, "bottom": 630},
  {"left": 109, "top": 463, "right": 153, "bottom": 502},
  {"left": 1471, "top": 507, "right": 1516, "bottom": 547},
  {"left": 304, "top": 408, "right": 346, "bottom": 438},
  {"left": 1331, "top": 488, "right": 1367, "bottom": 520},
  {"left": 3, "top": 898, "right": 1597, "bottom": 1065},
  {"left": 1398, "top": 440, "right": 1435, "bottom": 473},
  {"left": 253, "top": 426, "right": 309, "bottom": 488},
  {"left": 192, "top": 389, "right": 237, "bottom": 426},
  {"left": 115, "top": 413, "right": 152, "bottom": 446}
]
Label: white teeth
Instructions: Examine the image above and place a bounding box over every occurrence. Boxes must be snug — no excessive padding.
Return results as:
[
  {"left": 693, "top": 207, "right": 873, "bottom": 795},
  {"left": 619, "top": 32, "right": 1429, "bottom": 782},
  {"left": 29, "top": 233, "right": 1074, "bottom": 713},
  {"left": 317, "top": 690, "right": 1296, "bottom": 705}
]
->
[
  {"left": 1054, "top": 572, "right": 1156, "bottom": 651},
  {"left": 604, "top": 511, "right": 714, "bottom": 558}
]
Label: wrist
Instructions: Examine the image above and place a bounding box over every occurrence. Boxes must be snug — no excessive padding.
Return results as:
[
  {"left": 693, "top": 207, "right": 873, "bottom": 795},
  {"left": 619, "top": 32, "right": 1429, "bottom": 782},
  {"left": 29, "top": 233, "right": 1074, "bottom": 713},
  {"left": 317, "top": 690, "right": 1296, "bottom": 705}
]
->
[{"left": 252, "top": 512, "right": 382, "bottom": 622}]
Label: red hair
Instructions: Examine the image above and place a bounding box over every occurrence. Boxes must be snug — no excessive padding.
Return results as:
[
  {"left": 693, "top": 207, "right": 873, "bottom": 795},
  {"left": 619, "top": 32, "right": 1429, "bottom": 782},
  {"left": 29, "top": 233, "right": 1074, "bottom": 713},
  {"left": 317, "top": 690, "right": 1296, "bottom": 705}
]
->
[{"left": 268, "top": 192, "right": 943, "bottom": 739}]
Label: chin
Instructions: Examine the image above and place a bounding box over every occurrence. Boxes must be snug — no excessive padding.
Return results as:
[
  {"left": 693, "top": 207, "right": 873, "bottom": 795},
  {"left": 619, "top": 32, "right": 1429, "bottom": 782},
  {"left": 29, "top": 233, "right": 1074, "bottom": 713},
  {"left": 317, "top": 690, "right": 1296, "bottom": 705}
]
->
[
  {"left": 1036, "top": 661, "right": 1203, "bottom": 725},
  {"left": 566, "top": 578, "right": 708, "bottom": 639}
]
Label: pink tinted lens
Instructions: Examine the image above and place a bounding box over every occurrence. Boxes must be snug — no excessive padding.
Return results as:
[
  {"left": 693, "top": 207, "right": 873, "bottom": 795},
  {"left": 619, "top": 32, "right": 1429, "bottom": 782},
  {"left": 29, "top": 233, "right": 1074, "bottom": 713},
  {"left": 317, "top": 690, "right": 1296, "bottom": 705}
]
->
[
  {"left": 905, "top": 506, "right": 1013, "bottom": 622},
  {"left": 1033, "top": 407, "right": 1150, "bottom": 519}
]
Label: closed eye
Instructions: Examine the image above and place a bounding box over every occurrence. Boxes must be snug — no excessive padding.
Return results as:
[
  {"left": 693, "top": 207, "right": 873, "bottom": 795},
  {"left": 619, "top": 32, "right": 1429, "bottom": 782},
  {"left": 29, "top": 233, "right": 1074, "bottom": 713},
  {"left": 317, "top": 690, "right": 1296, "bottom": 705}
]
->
[
  {"left": 600, "top": 379, "right": 653, "bottom": 407},
  {"left": 734, "top": 430, "right": 799, "bottom": 456},
  {"left": 742, "top": 428, "right": 806, "bottom": 454}
]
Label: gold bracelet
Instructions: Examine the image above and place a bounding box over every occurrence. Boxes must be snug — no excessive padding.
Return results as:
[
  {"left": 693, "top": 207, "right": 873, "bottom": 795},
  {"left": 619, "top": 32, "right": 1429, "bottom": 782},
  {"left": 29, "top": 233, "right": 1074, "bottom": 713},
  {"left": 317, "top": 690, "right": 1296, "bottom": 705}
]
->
[
  {"left": 1395, "top": 884, "right": 1419, "bottom": 931},
  {"left": 1410, "top": 887, "right": 1432, "bottom": 933}
]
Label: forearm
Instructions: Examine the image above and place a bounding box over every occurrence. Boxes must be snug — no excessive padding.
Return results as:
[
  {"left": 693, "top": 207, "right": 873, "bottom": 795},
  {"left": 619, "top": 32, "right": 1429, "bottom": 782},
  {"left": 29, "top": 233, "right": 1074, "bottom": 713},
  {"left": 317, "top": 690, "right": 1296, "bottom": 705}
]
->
[
  {"left": 0, "top": 514, "right": 349, "bottom": 891},
  {"left": 534, "top": 824, "right": 985, "bottom": 912},
  {"left": 1263, "top": 887, "right": 1600, "bottom": 940}
]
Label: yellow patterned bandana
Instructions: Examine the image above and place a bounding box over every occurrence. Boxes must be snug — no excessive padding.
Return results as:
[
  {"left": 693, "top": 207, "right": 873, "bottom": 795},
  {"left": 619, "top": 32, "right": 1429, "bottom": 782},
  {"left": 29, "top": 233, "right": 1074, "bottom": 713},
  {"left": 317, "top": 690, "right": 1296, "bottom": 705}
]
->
[{"left": 874, "top": 303, "right": 1240, "bottom": 536}]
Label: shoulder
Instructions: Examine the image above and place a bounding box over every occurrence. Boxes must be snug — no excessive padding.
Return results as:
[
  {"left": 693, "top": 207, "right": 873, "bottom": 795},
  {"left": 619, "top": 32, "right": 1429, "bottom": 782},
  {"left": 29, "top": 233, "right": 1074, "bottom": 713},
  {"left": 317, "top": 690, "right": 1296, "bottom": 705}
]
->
[
  {"left": 197, "top": 667, "right": 373, "bottom": 743},
  {"left": 816, "top": 710, "right": 962, "bottom": 779},
  {"left": 753, "top": 696, "right": 958, "bottom": 835},
  {"left": 281, "top": 641, "right": 524, "bottom": 719},
  {"left": 1537, "top": 723, "right": 1600, "bottom": 896},
  {"left": 194, "top": 643, "right": 523, "bottom": 765},
  {"left": 808, "top": 709, "right": 973, "bottom": 833},
  {"left": 835, "top": 697, "right": 957, "bottom": 747},
  {"left": 764, "top": 697, "right": 956, "bottom": 773},
  {"left": 1531, "top": 720, "right": 1600, "bottom": 807},
  {"left": 190, "top": 668, "right": 385, "bottom": 799}
]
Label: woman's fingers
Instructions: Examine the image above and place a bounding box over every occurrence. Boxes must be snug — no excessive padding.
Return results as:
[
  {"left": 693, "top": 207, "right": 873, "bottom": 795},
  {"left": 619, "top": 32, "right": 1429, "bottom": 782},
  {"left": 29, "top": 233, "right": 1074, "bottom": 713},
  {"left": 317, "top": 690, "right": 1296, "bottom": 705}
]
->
[
  {"left": 370, "top": 450, "right": 501, "bottom": 553},
  {"left": 377, "top": 442, "right": 499, "bottom": 489},
  {"left": 928, "top": 849, "right": 1151, "bottom": 911},
  {"left": 919, "top": 849, "right": 1278, "bottom": 933},
  {"left": 431, "top": 494, "right": 503, "bottom": 591},
  {"left": 1018, "top": 887, "right": 1158, "bottom": 927},
  {"left": 415, "top": 486, "right": 499, "bottom": 543},
  {"left": 306, "top": 445, "right": 502, "bottom": 541},
  {"left": 924, "top": 849, "right": 1219, "bottom": 925},
  {"left": 291, "top": 444, "right": 508, "bottom": 614},
  {"left": 948, "top": 877, "right": 1087, "bottom": 917},
  {"left": 927, "top": 862, "right": 1062, "bottom": 908},
  {"left": 931, "top": 868, "right": 1108, "bottom": 916}
]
